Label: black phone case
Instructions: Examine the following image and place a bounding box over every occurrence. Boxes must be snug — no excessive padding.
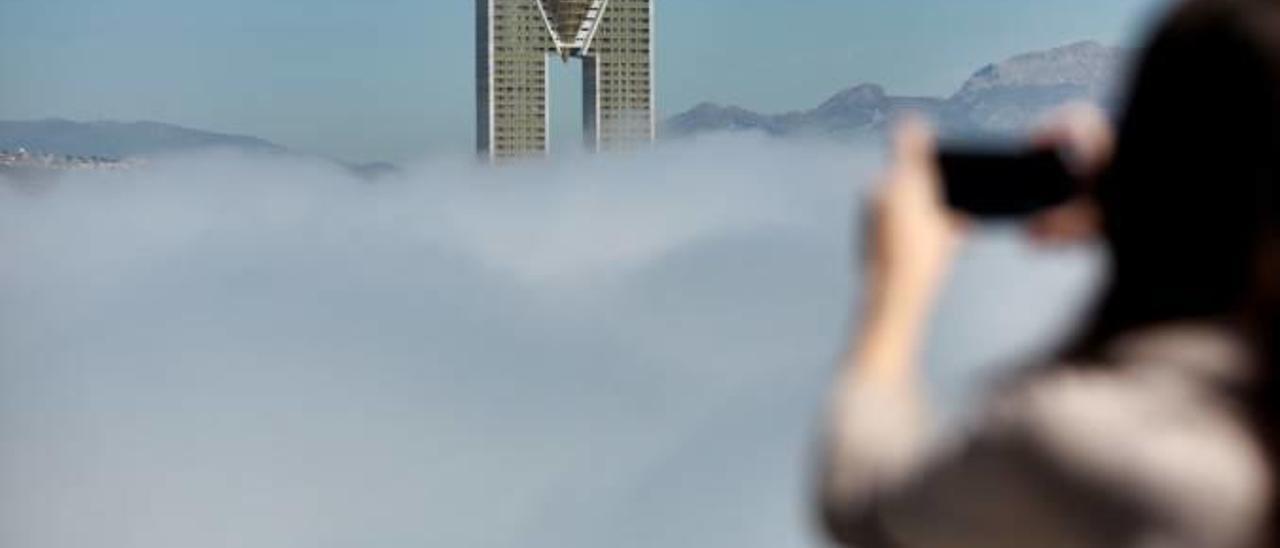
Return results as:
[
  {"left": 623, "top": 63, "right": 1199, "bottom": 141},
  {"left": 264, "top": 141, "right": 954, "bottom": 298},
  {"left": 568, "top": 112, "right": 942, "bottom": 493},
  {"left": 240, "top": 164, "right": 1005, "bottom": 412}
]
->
[{"left": 939, "top": 148, "right": 1078, "bottom": 218}]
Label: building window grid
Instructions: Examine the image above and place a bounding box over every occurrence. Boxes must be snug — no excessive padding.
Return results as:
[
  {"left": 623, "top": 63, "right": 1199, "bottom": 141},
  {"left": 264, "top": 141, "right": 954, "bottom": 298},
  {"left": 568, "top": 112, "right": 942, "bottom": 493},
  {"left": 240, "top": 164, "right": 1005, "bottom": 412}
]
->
[{"left": 483, "top": 0, "right": 652, "bottom": 157}]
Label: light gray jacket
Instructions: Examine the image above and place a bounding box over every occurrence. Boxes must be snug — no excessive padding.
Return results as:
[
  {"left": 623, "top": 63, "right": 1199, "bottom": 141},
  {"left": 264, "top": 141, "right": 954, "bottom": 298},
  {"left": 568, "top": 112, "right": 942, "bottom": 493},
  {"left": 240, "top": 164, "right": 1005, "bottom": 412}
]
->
[{"left": 820, "top": 325, "right": 1272, "bottom": 548}]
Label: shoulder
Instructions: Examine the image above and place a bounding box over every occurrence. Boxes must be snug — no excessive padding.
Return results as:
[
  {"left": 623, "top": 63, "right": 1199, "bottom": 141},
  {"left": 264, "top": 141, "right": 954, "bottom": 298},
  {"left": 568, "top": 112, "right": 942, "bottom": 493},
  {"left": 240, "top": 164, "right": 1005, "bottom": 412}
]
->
[{"left": 984, "top": 357, "right": 1271, "bottom": 547}]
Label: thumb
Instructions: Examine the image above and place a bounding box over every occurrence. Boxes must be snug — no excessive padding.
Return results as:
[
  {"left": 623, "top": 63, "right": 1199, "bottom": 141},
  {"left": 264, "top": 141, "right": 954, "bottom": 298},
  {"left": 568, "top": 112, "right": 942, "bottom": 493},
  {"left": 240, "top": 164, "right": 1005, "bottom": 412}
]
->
[{"left": 892, "top": 116, "right": 937, "bottom": 168}]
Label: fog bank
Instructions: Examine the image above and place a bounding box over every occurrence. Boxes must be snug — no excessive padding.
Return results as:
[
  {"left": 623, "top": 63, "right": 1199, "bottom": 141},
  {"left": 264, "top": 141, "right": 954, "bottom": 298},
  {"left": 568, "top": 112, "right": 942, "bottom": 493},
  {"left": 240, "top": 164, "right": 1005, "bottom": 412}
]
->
[{"left": 0, "top": 136, "right": 1101, "bottom": 548}]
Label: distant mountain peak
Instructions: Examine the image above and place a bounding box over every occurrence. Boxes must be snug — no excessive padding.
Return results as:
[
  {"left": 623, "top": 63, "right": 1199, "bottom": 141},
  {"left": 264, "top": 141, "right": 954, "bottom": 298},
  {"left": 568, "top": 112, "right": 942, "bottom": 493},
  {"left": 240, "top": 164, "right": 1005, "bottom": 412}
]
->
[
  {"left": 954, "top": 40, "right": 1123, "bottom": 99},
  {"left": 817, "top": 84, "right": 887, "bottom": 110},
  {"left": 664, "top": 102, "right": 775, "bottom": 136},
  {"left": 950, "top": 41, "right": 1125, "bottom": 130},
  {"left": 686, "top": 102, "right": 727, "bottom": 112}
]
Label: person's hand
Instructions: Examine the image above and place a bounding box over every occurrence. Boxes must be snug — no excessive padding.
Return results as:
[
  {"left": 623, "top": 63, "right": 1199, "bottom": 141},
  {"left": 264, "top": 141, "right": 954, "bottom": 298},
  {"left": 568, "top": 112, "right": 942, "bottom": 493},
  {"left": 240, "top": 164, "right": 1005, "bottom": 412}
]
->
[
  {"left": 1026, "top": 103, "right": 1115, "bottom": 246},
  {"left": 865, "top": 118, "right": 968, "bottom": 319},
  {"left": 852, "top": 118, "right": 968, "bottom": 382}
]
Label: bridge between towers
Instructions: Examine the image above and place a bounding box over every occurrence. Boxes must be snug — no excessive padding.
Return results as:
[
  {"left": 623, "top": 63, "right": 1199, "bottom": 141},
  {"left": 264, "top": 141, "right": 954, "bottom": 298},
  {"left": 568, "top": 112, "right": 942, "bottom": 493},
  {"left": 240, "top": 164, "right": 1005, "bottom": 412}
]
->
[{"left": 536, "top": 0, "right": 611, "bottom": 60}]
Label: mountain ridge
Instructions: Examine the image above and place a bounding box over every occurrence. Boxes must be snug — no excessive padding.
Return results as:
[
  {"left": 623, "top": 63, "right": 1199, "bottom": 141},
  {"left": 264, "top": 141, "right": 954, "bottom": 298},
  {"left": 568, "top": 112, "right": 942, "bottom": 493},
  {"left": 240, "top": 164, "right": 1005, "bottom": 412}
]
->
[
  {"left": 1, "top": 41, "right": 1128, "bottom": 162},
  {"left": 0, "top": 118, "right": 287, "bottom": 159},
  {"left": 0, "top": 119, "right": 401, "bottom": 179},
  {"left": 665, "top": 41, "right": 1127, "bottom": 139}
]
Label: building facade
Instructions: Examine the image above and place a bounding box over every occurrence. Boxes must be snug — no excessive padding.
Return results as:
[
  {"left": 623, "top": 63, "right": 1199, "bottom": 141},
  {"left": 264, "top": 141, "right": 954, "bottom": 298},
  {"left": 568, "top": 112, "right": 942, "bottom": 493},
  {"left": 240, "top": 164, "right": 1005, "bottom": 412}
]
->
[{"left": 476, "top": 0, "right": 655, "bottom": 161}]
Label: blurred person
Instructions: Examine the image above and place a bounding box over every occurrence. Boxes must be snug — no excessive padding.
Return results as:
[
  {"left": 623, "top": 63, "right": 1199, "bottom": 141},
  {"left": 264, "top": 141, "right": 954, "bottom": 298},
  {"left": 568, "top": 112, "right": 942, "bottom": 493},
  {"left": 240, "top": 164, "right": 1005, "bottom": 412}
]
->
[{"left": 816, "top": 1, "right": 1280, "bottom": 547}]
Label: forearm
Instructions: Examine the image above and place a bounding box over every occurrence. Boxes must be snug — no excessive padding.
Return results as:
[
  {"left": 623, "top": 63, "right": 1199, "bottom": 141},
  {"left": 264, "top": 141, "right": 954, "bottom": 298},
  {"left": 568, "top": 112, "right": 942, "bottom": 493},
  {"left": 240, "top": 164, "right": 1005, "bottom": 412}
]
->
[
  {"left": 819, "top": 119, "right": 959, "bottom": 543},
  {"left": 851, "top": 275, "right": 935, "bottom": 384},
  {"left": 820, "top": 271, "right": 944, "bottom": 521}
]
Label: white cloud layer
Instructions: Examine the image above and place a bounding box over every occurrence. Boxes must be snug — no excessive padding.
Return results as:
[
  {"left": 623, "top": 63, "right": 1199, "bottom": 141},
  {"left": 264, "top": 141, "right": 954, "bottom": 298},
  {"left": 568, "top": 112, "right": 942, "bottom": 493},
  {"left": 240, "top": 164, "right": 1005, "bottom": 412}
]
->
[{"left": 0, "top": 136, "right": 1101, "bottom": 548}]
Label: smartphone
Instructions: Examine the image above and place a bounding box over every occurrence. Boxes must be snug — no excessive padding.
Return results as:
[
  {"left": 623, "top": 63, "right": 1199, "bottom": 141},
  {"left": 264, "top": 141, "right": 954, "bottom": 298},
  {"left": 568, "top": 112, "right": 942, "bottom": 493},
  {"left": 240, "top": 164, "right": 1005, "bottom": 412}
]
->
[{"left": 938, "top": 146, "right": 1079, "bottom": 218}]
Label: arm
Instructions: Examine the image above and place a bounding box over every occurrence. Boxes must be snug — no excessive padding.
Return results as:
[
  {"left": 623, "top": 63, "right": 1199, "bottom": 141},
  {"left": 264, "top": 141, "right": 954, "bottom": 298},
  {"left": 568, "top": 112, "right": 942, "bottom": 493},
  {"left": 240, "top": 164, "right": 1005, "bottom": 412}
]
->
[
  {"left": 818, "top": 119, "right": 965, "bottom": 545},
  {"left": 817, "top": 109, "right": 1116, "bottom": 547}
]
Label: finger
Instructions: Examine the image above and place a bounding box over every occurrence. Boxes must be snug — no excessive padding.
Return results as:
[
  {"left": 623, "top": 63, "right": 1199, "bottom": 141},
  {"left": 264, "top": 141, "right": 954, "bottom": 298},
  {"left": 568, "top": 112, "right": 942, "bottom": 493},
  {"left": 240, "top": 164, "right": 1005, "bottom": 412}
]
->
[
  {"left": 1023, "top": 201, "right": 1102, "bottom": 246},
  {"left": 1030, "top": 125, "right": 1069, "bottom": 151},
  {"left": 1031, "top": 103, "right": 1115, "bottom": 177},
  {"left": 948, "top": 212, "right": 974, "bottom": 235},
  {"left": 892, "top": 116, "right": 937, "bottom": 167}
]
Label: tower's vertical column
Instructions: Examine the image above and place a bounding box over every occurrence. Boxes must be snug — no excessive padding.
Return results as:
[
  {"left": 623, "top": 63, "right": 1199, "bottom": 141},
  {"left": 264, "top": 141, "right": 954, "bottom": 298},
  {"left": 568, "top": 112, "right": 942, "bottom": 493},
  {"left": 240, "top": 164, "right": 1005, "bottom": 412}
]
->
[
  {"left": 583, "top": 0, "right": 654, "bottom": 152},
  {"left": 479, "top": 0, "right": 554, "bottom": 161},
  {"left": 476, "top": 0, "right": 494, "bottom": 158},
  {"left": 583, "top": 55, "right": 600, "bottom": 150}
]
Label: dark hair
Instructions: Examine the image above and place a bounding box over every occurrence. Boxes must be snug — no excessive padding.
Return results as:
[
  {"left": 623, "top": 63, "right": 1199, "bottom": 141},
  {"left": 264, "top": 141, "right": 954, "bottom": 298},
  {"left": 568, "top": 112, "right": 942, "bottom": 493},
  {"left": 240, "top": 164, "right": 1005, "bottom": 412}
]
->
[{"left": 1070, "top": 0, "right": 1280, "bottom": 541}]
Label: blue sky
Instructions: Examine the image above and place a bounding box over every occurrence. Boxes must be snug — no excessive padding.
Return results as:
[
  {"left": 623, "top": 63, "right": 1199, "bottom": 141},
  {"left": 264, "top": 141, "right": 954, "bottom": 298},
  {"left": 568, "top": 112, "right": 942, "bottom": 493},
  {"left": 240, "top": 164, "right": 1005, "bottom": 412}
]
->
[{"left": 0, "top": 0, "right": 1167, "bottom": 162}]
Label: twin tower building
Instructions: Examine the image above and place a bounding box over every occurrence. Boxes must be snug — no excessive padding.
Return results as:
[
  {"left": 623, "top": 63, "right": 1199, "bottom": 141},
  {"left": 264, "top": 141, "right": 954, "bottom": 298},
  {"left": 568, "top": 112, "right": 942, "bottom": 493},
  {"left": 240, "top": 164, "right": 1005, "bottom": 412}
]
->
[{"left": 476, "top": 0, "right": 655, "bottom": 161}]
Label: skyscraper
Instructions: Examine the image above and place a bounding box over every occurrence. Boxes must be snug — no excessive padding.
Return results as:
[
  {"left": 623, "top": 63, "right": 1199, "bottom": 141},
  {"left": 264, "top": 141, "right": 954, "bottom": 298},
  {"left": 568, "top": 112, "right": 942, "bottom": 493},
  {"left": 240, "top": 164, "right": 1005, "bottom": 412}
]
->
[{"left": 476, "top": 0, "right": 655, "bottom": 161}]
